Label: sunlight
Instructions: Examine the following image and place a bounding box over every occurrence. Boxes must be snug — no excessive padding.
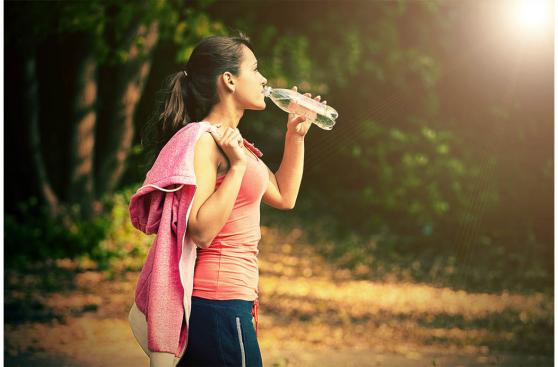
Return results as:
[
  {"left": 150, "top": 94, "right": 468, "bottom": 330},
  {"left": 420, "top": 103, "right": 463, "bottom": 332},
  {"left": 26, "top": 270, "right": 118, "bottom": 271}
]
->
[{"left": 513, "top": 0, "right": 551, "bottom": 32}]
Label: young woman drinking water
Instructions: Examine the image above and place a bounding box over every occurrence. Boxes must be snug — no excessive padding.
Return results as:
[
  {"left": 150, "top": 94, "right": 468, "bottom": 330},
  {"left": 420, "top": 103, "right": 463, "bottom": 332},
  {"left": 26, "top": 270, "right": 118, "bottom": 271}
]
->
[{"left": 137, "top": 32, "right": 325, "bottom": 367}]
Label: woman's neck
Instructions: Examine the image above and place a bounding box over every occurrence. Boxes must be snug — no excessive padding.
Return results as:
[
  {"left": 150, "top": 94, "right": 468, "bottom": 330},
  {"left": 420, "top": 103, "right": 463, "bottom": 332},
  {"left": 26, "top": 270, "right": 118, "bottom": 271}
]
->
[{"left": 202, "top": 100, "right": 244, "bottom": 130}]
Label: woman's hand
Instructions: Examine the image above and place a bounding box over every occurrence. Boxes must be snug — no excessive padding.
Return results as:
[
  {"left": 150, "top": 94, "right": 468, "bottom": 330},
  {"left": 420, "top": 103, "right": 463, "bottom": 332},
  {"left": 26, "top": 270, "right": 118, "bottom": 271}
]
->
[
  {"left": 286, "top": 85, "right": 327, "bottom": 138},
  {"left": 209, "top": 127, "right": 247, "bottom": 167}
]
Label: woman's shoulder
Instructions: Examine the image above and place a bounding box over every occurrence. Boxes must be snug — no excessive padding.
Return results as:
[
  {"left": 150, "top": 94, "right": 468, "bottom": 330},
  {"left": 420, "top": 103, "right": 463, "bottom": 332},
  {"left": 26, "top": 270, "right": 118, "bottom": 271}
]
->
[
  {"left": 194, "top": 131, "right": 230, "bottom": 177},
  {"left": 195, "top": 131, "right": 220, "bottom": 162}
]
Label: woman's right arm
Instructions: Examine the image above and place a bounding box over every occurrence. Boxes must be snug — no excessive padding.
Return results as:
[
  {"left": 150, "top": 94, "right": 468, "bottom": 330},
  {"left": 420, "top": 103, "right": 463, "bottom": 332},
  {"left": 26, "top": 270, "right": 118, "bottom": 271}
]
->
[{"left": 187, "top": 131, "right": 247, "bottom": 248}]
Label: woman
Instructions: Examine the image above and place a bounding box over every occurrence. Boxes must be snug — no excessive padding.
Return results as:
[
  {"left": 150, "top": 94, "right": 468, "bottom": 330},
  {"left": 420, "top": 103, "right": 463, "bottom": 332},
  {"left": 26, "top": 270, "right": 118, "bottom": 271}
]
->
[{"left": 141, "top": 32, "right": 325, "bottom": 367}]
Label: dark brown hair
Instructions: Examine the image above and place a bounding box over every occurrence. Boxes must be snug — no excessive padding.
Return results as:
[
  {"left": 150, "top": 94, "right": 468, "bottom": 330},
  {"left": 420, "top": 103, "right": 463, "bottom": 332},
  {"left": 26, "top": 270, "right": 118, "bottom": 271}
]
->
[{"left": 140, "top": 31, "right": 255, "bottom": 171}]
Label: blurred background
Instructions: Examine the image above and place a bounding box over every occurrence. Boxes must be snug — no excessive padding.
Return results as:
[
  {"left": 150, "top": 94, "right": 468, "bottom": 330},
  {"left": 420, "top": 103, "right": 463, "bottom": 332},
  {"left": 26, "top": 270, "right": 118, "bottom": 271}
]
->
[{"left": 4, "top": 0, "right": 554, "bottom": 366}]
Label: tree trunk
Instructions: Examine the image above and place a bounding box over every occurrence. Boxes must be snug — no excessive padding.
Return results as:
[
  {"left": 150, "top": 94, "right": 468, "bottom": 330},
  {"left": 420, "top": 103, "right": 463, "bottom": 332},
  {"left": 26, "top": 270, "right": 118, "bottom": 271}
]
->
[
  {"left": 95, "top": 21, "right": 159, "bottom": 197},
  {"left": 26, "top": 57, "right": 61, "bottom": 218},
  {"left": 26, "top": 56, "right": 77, "bottom": 228},
  {"left": 67, "top": 53, "right": 98, "bottom": 219}
]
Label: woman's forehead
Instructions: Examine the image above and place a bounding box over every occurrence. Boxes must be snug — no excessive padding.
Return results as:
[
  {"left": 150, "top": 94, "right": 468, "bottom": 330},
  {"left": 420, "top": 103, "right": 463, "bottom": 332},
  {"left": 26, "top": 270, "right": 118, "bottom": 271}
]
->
[{"left": 242, "top": 47, "right": 257, "bottom": 64}]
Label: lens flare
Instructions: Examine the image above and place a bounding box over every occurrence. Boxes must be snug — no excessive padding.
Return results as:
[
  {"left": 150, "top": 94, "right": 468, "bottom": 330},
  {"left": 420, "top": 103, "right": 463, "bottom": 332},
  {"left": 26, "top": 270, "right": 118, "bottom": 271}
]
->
[{"left": 514, "top": 0, "right": 550, "bottom": 31}]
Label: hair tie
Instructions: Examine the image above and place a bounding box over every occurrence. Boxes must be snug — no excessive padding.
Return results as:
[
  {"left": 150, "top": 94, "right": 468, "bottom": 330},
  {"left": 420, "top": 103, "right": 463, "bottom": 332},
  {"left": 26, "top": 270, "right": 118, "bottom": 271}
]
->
[{"left": 183, "top": 70, "right": 188, "bottom": 78}]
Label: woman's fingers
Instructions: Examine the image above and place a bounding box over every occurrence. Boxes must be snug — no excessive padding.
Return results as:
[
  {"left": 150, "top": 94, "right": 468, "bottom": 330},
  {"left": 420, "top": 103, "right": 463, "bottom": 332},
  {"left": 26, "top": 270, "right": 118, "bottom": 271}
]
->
[
  {"left": 222, "top": 127, "right": 234, "bottom": 146},
  {"left": 292, "top": 85, "right": 323, "bottom": 99},
  {"left": 209, "top": 128, "right": 222, "bottom": 143},
  {"left": 233, "top": 128, "right": 243, "bottom": 146},
  {"left": 292, "top": 85, "right": 326, "bottom": 108},
  {"left": 229, "top": 129, "right": 240, "bottom": 146},
  {"left": 234, "top": 128, "right": 242, "bottom": 146},
  {"left": 209, "top": 129, "right": 219, "bottom": 140},
  {"left": 296, "top": 86, "right": 321, "bottom": 100}
]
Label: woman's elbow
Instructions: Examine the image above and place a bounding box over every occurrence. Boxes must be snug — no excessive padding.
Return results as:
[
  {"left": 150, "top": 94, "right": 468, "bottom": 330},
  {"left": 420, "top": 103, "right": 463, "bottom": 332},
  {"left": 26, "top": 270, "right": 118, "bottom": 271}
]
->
[
  {"left": 282, "top": 200, "right": 295, "bottom": 210},
  {"left": 194, "top": 239, "right": 210, "bottom": 249},
  {"left": 188, "top": 229, "right": 211, "bottom": 249}
]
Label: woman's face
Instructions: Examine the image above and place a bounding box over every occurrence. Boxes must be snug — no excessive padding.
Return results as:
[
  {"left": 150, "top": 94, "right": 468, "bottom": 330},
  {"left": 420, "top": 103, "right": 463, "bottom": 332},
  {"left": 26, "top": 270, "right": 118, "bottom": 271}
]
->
[{"left": 233, "top": 46, "right": 268, "bottom": 110}]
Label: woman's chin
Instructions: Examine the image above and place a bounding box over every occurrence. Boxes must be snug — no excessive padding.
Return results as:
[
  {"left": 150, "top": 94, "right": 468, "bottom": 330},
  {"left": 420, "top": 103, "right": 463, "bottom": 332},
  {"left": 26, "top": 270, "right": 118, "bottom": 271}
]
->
[{"left": 246, "top": 99, "right": 266, "bottom": 110}]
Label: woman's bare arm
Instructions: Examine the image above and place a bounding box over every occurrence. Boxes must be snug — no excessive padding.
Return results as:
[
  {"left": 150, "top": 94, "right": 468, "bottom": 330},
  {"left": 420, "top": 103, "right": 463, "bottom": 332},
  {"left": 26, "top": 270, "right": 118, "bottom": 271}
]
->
[{"left": 187, "top": 132, "right": 247, "bottom": 248}]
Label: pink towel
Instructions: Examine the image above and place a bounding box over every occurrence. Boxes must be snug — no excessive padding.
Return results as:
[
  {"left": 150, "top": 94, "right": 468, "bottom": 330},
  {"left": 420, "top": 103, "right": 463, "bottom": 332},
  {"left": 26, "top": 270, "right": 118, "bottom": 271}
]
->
[{"left": 129, "top": 121, "right": 219, "bottom": 360}]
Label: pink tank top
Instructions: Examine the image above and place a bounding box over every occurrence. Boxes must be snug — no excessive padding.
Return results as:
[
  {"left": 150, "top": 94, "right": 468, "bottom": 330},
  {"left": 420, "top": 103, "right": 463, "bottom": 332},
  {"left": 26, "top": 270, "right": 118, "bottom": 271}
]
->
[{"left": 192, "top": 139, "right": 269, "bottom": 301}]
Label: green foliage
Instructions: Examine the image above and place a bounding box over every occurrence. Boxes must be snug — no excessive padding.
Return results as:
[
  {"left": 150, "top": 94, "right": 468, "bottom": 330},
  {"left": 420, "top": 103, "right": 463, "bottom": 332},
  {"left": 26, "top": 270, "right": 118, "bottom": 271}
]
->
[
  {"left": 6, "top": 0, "right": 218, "bottom": 64},
  {"left": 268, "top": 34, "right": 314, "bottom": 87},
  {"left": 233, "top": 0, "right": 552, "bottom": 278},
  {"left": 308, "top": 114, "right": 496, "bottom": 250},
  {"left": 175, "top": 10, "right": 226, "bottom": 63},
  {"left": 5, "top": 197, "right": 111, "bottom": 268},
  {"left": 5, "top": 187, "right": 154, "bottom": 272},
  {"left": 5, "top": 0, "right": 551, "bottom": 293},
  {"left": 90, "top": 185, "right": 154, "bottom": 271}
]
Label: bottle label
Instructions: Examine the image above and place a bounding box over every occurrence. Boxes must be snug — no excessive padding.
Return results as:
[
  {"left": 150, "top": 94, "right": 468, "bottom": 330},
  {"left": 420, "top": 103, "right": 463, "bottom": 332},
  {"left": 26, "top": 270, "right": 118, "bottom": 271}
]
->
[{"left": 288, "top": 99, "right": 318, "bottom": 121}]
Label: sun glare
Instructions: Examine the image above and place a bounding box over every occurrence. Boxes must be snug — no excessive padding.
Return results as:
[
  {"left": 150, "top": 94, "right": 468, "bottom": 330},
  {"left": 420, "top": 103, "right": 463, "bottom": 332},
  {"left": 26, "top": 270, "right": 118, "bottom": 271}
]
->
[{"left": 514, "top": 0, "right": 550, "bottom": 31}]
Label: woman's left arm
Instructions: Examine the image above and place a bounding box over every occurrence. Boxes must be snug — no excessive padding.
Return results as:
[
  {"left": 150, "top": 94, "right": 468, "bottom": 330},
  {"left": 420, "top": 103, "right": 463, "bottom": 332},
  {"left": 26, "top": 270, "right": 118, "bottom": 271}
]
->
[{"left": 263, "top": 87, "right": 325, "bottom": 209}]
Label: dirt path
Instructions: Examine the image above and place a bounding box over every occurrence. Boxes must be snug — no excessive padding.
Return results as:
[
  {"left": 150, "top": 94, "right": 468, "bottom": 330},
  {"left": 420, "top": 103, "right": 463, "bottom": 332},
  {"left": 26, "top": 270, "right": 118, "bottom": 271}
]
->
[
  {"left": 4, "top": 225, "right": 553, "bottom": 366},
  {"left": 4, "top": 327, "right": 553, "bottom": 367}
]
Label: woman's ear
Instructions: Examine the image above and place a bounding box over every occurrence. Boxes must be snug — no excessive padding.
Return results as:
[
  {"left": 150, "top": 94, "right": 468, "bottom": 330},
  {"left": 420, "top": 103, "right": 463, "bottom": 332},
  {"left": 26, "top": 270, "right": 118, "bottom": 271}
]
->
[{"left": 222, "top": 72, "right": 235, "bottom": 93}]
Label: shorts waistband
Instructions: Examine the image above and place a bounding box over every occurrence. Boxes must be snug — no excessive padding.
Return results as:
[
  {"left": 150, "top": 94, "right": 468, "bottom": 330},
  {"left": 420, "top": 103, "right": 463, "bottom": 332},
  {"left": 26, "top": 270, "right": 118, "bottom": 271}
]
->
[{"left": 191, "top": 296, "right": 253, "bottom": 309}]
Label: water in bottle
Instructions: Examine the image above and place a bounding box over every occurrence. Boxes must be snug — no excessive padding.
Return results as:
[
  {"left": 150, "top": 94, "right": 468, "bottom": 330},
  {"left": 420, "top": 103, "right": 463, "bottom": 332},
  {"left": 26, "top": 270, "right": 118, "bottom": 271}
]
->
[{"left": 262, "top": 86, "right": 338, "bottom": 130}]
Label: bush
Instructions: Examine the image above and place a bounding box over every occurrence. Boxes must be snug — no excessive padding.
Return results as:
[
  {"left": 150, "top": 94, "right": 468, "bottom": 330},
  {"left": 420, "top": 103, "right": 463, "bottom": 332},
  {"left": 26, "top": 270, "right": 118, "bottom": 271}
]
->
[
  {"left": 4, "top": 187, "right": 152, "bottom": 272},
  {"left": 5, "top": 197, "right": 111, "bottom": 268},
  {"left": 90, "top": 185, "right": 153, "bottom": 271}
]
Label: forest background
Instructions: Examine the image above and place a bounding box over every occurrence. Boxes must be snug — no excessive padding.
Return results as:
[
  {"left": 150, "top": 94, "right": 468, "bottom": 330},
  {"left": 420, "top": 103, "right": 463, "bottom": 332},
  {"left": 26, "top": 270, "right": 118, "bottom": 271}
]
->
[{"left": 4, "top": 0, "right": 554, "bottom": 365}]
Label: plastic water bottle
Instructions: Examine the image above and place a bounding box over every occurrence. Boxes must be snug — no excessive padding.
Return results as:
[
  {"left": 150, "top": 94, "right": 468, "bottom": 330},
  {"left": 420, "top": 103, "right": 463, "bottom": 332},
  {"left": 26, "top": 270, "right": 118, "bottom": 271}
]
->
[{"left": 263, "top": 86, "right": 338, "bottom": 130}]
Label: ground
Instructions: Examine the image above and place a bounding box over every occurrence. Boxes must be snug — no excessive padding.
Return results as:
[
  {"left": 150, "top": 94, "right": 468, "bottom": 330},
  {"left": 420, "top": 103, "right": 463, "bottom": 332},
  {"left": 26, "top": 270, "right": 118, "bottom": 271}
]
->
[{"left": 4, "top": 225, "right": 553, "bottom": 366}]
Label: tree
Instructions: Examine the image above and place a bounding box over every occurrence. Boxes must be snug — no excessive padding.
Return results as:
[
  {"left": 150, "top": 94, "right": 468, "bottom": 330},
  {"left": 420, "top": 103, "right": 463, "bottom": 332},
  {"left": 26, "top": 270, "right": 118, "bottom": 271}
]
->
[{"left": 6, "top": 0, "right": 221, "bottom": 222}]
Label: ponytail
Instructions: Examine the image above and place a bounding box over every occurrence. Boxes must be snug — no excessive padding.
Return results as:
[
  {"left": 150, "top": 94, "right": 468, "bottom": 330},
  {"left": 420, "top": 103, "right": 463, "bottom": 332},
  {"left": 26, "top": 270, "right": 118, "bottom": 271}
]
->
[
  {"left": 140, "top": 32, "right": 254, "bottom": 173},
  {"left": 140, "top": 71, "right": 190, "bottom": 172}
]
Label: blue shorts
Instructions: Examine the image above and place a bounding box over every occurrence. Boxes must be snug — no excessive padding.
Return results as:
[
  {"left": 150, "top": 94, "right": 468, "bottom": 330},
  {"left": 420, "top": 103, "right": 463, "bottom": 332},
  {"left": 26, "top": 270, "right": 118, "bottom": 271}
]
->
[{"left": 178, "top": 296, "right": 263, "bottom": 367}]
